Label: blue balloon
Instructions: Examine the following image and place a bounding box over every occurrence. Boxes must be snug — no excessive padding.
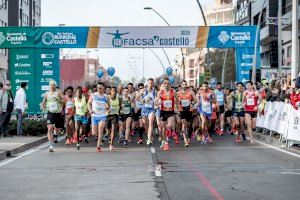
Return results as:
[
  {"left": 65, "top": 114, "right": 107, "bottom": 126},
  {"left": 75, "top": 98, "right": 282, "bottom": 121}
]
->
[
  {"left": 166, "top": 67, "right": 173, "bottom": 76},
  {"left": 160, "top": 78, "right": 164, "bottom": 83},
  {"left": 169, "top": 76, "right": 175, "bottom": 84},
  {"left": 107, "top": 67, "right": 115, "bottom": 77},
  {"left": 97, "top": 70, "right": 104, "bottom": 78}
]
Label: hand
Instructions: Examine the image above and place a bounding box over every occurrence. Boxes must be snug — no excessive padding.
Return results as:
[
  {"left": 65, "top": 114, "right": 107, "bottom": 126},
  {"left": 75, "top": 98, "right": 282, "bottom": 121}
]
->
[{"left": 89, "top": 110, "right": 94, "bottom": 114}]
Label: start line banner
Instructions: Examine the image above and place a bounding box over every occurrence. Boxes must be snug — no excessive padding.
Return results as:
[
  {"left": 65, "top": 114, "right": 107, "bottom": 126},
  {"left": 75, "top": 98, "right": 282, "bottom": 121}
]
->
[
  {"left": 0, "top": 26, "right": 257, "bottom": 49},
  {"left": 256, "top": 101, "right": 300, "bottom": 142}
]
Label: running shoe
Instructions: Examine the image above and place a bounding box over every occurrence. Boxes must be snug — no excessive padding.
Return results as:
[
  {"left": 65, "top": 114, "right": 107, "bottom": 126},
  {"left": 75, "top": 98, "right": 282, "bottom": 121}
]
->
[
  {"left": 146, "top": 138, "right": 152, "bottom": 146},
  {"left": 184, "top": 142, "right": 189, "bottom": 147},
  {"left": 250, "top": 140, "right": 255, "bottom": 145},
  {"left": 197, "top": 135, "right": 202, "bottom": 141},
  {"left": 84, "top": 136, "right": 89, "bottom": 143},
  {"left": 160, "top": 141, "right": 165, "bottom": 149},
  {"left": 96, "top": 147, "right": 101, "bottom": 152},
  {"left": 236, "top": 136, "right": 241, "bottom": 143},
  {"left": 174, "top": 134, "right": 180, "bottom": 144},
  {"left": 163, "top": 143, "right": 170, "bottom": 151},
  {"left": 208, "top": 137, "right": 213, "bottom": 143},
  {"left": 76, "top": 144, "right": 80, "bottom": 150},
  {"left": 48, "top": 146, "right": 54, "bottom": 153},
  {"left": 118, "top": 137, "right": 123, "bottom": 143},
  {"left": 137, "top": 137, "right": 143, "bottom": 144},
  {"left": 166, "top": 129, "right": 172, "bottom": 137},
  {"left": 201, "top": 137, "right": 208, "bottom": 144},
  {"left": 219, "top": 130, "right": 224, "bottom": 136},
  {"left": 123, "top": 140, "right": 128, "bottom": 146},
  {"left": 166, "top": 137, "right": 170, "bottom": 142},
  {"left": 130, "top": 130, "right": 135, "bottom": 137},
  {"left": 65, "top": 138, "right": 71, "bottom": 145},
  {"left": 109, "top": 144, "right": 114, "bottom": 151}
]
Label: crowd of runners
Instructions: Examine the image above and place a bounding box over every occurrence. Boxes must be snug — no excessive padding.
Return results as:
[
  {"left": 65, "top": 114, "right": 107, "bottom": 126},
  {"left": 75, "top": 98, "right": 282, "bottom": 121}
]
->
[{"left": 41, "top": 78, "right": 261, "bottom": 153}]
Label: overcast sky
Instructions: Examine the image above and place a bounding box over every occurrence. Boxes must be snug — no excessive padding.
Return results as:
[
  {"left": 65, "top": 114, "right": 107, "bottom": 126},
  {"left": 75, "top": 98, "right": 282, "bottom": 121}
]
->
[{"left": 41, "top": 0, "right": 211, "bottom": 81}]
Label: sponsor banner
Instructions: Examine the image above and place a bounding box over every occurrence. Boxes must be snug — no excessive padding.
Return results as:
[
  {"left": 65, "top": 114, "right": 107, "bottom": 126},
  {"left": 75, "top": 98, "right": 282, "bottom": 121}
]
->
[
  {"left": 9, "top": 48, "right": 35, "bottom": 113},
  {"left": 207, "top": 26, "right": 257, "bottom": 48},
  {"left": 287, "top": 108, "right": 300, "bottom": 142},
  {"left": 0, "top": 27, "right": 35, "bottom": 48},
  {"left": 235, "top": 47, "right": 260, "bottom": 83},
  {"left": 0, "top": 26, "right": 258, "bottom": 48},
  {"left": 34, "top": 27, "right": 89, "bottom": 48},
  {"left": 35, "top": 48, "right": 60, "bottom": 113}
]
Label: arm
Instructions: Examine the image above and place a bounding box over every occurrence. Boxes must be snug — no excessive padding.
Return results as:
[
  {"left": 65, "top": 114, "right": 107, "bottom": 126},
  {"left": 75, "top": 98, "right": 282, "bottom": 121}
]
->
[
  {"left": 87, "top": 94, "right": 93, "bottom": 114},
  {"left": 155, "top": 90, "right": 162, "bottom": 106}
]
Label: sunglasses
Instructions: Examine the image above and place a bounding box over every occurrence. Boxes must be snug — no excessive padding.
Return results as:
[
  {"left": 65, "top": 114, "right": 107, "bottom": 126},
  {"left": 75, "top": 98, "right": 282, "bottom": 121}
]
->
[
  {"left": 164, "top": 82, "right": 170, "bottom": 85},
  {"left": 97, "top": 87, "right": 104, "bottom": 89},
  {"left": 6, "top": 84, "right": 10, "bottom": 86}
]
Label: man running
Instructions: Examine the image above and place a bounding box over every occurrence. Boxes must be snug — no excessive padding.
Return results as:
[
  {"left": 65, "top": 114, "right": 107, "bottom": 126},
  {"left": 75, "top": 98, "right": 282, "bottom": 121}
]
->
[
  {"left": 107, "top": 87, "right": 121, "bottom": 150},
  {"left": 42, "top": 80, "right": 65, "bottom": 152},
  {"left": 214, "top": 82, "right": 226, "bottom": 135},
  {"left": 178, "top": 80, "right": 196, "bottom": 147},
  {"left": 243, "top": 81, "right": 260, "bottom": 145},
  {"left": 133, "top": 83, "right": 145, "bottom": 144},
  {"left": 156, "top": 78, "right": 178, "bottom": 150},
  {"left": 232, "top": 82, "right": 246, "bottom": 142},
  {"left": 119, "top": 87, "right": 133, "bottom": 145},
  {"left": 88, "top": 82, "right": 109, "bottom": 152},
  {"left": 197, "top": 82, "right": 215, "bottom": 144},
  {"left": 64, "top": 86, "right": 75, "bottom": 145},
  {"left": 73, "top": 86, "right": 89, "bottom": 150}
]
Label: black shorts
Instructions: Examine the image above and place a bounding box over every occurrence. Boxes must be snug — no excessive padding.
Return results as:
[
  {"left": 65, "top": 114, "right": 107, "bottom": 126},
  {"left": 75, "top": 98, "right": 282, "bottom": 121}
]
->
[
  {"left": 219, "top": 105, "right": 225, "bottom": 114},
  {"left": 47, "top": 112, "right": 64, "bottom": 128},
  {"left": 106, "top": 114, "right": 119, "bottom": 129},
  {"left": 120, "top": 113, "right": 133, "bottom": 122},
  {"left": 180, "top": 111, "right": 193, "bottom": 122},
  {"left": 245, "top": 111, "right": 257, "bottom": 118},
  {"left": 160, "top": 111, "right": 174, "bottom": 121},
  {"left": 225, "top": 110, "right": 232, "bottom": 118},
  {"left": 233, "top": 111, "right": 245, "bottom": 118},
  {"left": 133, "top": 109, "right": 142, "bottom": 121}
]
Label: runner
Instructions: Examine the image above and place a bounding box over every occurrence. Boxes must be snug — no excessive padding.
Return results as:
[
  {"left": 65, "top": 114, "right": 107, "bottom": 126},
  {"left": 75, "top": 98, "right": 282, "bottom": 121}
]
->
[
  {"left": 214, "top": 82, "right": 226, "bottom": 135},
  {"left": 224, "top": 88, "right": 233, "bottom": 134},
  {"left": 156, "top": 77, "right": 178, "bottom": 150},
  {"left": 178, "top": 80, "right": 196, "bottom": 147},
  {"left": 106, "top": 87, "right": 121, "bottom": 150},
  {"left": 64, "top": 86, "right": 75, "bottom": 145},
  {"left": 243, "top": 81, "right": 260, "bottom": 145},
  {"left": 73, "top": 86, "right": 88, "bottom": 150},
  {"left": 41, "top": 80, "right": 65, "bottom": 152},
  {"left": 119, "top": 87, "right": 133, "bottom": 145},
  {"left": 88, "top": 82, "right": 109, "bottom": 152},
  {"left": 133, "top": 83, "right": 145, "bottom": 144},
  {"left": 232, "top": 82, "right": 246, "bottom": 142},
  {"left": 139, "top": 78, "right": 157, "bottom": 145},
  {"left": 197, "top": 82, "right": 215, "bottom": 144}
]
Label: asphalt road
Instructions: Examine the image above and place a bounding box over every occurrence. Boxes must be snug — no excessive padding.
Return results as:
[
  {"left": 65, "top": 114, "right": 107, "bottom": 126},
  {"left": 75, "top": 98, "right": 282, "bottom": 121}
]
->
[{"left": 0, "top": 133, "right": 299, "bottom": 200}]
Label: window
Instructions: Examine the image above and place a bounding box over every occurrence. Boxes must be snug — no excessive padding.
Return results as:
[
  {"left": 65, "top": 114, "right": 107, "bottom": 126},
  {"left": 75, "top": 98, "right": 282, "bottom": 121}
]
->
[
  {"left": 287, "top": 46, "right": 292, "bottom": 58},
  {"left": 189, "top": 70, "right": 195, "bottom": 78},
  {"left": 36, "top": 5, "right": 40, "bottom": 15},
  {"left": 282, "top": 48, "right": 285, "bottom": 65},
  {"left": 23, "top": 0, "right": 29, "bottom": 5},
  {"left": 23, "top": 13, "right": 28, "bottom": 25},
  {"left": 189, "top": 59, "right": 194, "bottom": 68},
  {"left": 0, "top": 20, "right": 7, "bottom": 27},
  {"left": 1, "top": 0, "right": 7, "bottom": 9}
]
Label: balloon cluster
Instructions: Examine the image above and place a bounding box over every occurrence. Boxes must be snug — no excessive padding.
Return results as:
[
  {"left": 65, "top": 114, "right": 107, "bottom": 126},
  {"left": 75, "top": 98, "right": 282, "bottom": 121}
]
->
[
  {"left": 97, "top": 67, "right": 116, "bottom": 78},
  {"left": 165, "top": 67, "right": 175, "bottom": 85}
]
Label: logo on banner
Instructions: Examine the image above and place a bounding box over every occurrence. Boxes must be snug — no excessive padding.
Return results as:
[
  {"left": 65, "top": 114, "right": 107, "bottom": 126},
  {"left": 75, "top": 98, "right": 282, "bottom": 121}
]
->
[
  {"left": 230, "top": 32, "right": 251, "bottom": 44},
  {"left": 0, "top": 32, "right": 5, "bottom": 45},
  {"left": 42, "top": 32, "right": 77, "bottom": 45},
  {"left": 16, "top": 54, "right": 29, "bottom": 60},
  {"left": 218, "top": 31, "right": 230, "bottom": 44},
  {"left": 107, "top": 29, "right": 189, "bottom": 47}
]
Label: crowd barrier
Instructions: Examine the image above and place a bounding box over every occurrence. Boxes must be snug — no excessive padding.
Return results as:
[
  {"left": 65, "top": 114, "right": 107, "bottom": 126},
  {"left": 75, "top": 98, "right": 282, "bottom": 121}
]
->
[{"left": 256, "top": 101, "right": 300, "bottom": 147}]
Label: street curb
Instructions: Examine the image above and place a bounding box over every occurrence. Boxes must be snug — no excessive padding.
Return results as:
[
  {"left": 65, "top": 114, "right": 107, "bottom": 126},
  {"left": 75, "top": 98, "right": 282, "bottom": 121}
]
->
[
  {"left": 0, "top": 136, "right": 48, "bottom": 161},
  {"left": 254, "top": 132, "right": 300, "bottom": 155}
]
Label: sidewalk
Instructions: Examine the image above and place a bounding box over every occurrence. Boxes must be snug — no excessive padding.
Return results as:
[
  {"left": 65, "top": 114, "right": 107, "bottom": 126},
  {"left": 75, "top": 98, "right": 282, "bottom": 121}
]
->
[{"left": 0, "top": 135, "right": 48, "bottom": 161}]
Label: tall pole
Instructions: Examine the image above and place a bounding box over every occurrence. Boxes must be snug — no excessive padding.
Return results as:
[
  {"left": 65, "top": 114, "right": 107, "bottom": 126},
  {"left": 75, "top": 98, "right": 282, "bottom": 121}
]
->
[
  {"left": 143, "top": 48, "right": 145, "bottom": 79},
  {"left": 291, "top": 0, "right": 299, "bottom": 80},
  {"left": 278, "top": 0, "right": 282, "bottom": 76},
  {"left": 252, "top": 0, "right": 267, "bottom": 83},
  {"left": 221, "top": 49, "right": 228, "bottom": 85}
]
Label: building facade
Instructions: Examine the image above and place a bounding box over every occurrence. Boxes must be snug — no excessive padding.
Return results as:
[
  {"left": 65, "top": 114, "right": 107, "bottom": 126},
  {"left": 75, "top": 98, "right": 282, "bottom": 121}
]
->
[{"left": 0, "top": 0, "right": 41, "bottom": 82}]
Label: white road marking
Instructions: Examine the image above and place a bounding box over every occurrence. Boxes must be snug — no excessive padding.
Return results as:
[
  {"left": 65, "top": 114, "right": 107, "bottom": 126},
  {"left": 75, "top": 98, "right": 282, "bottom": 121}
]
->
[
  {"left": 254, "top": 139, "right": 300, "bottom": 159},
  {"left": 0, "top": 136, "right": 64, "bottom": 168},
  {"left": 154, "top": 164, "right": 162, "bottom": 177}
]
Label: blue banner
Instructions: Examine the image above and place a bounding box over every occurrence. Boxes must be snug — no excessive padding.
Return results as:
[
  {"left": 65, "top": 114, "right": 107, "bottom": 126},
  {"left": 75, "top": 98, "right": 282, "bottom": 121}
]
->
[
  {"left": 235, "top": 47, "right": 260, "bottom": 83},
  {"left": 207, "top": 26, "right": 257, "bottom": 48}
]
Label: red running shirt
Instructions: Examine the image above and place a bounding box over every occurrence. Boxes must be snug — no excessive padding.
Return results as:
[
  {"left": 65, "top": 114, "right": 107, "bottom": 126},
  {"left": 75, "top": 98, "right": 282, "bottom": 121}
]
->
[
  {"left": 243, "top": 90, "right": 258, "bottom": 112},
  {"left": 160, "top": 89, "right": 175, "bottom": 111}
]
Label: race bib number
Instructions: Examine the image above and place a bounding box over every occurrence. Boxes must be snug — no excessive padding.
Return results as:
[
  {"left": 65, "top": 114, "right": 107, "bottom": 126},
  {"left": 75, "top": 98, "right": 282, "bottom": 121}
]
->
[
  {"left": 123, "top": 107, "right": 131, "bottom": 114},
  {"left": 77, "top": 105, "right": 83, "bottom": 112},
  {"left": 9, "top": 98, "right": 13, "bottom": 103},
  {"left": 136, "top": 101, "right": 144, "bottom": 108},
  {"left": 181, "top": 100, "right": 190, "bottom": 107},
  {"left": 217, "top": 94, "right": 224, "bottom": 102},
  {"left": 246, "top": 98, "right": 255, "bottom": 106},
  {"left": 163, "top": 100, "right": 172, "bottom": 108},
  {"left": 48, "top": 102, "right": 58, "bottom": 112},
  {"left": 235, "top": 102, "right": 243, "bottom": 109},
  {"left": 66, "top": 101, "right": 74, "bottom": 109},
  {"left": 202, "top": 101, "right": 211, "bottom": 114},
  {"left": 93, "top": 102, "right": 106, "bottom": 115},
  {"left": 110, "top": 106, "right": 118, "bottom": 114}
]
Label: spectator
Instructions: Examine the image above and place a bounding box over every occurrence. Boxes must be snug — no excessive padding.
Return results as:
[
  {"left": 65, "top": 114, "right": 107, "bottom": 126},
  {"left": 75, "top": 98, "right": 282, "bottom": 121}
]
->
[
  {"left": 0, "top": 81, "right": 14, "bottom": 137},
  {"left": 0, "top": 82, "right": 8, "bottom": 137},
  {"left": 14, "top": 82, "right": 27, "bottom": 136}
]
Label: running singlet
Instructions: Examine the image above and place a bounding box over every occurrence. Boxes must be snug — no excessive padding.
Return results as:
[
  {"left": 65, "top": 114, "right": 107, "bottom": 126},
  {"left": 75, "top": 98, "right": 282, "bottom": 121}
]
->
[
  {"left": 233, "top": 92, "right": 244, "bottom": 112},
  {"left": 74, "top": 97, "right": 87, "bottom": 116},
  {"left": 178, "top": 90, "right": 192, "bottom": 111},
  {"left": 214, "top": 89, "right": 224, "bottom": 106},
  {"left": 91, "top": 93, "right": 108, "bottom": 117},
  {"left": 65, "top": 97, "right": 74, "bottom": 115},
  {"left": 160, "top": 89, "right": 175, "bottom": 111},
  {"left": 122, "top": 97, "right": 132, "bottom": 115},
  {"left": 198, "top": 91, "right": 213, "bottom": 115},
  {"left": 46, "top": 91, "right": 62, "bottom": 113},
  {"left": 109, "top": 97, "right": 120, "bottom": 115},
  {"left": 142, "top": 89, "right": 156, "bottom": 108},
  {"left": 243, "top": 90, "right": 258, "bottom": 112}
]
